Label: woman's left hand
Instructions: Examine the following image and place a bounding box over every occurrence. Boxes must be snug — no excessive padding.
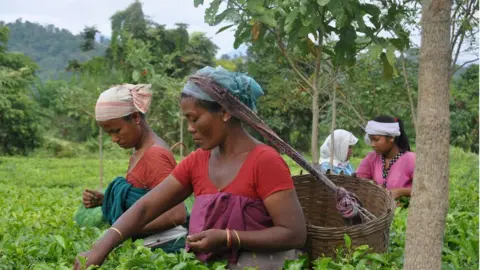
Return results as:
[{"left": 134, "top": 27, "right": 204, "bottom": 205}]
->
[
  {"left": 391, "top": 188, "right": 409, "bottom": 199},
  {"left": 186, "top": 229, "right": 227, "bottom": 252},
  {"left": 390, "top": 189, "right": 401, "bottom": 199}
]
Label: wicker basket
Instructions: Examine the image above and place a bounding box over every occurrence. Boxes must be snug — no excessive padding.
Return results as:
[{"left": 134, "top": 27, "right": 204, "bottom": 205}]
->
[{"left": 293, "top": 174, "right": 395, "bottom": 258}]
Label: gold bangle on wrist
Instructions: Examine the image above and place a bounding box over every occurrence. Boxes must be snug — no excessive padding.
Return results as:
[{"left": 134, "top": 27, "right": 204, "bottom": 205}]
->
[
  {"left": 109, "top": 227, "right": 124, "bottom": 241},
  {"left": 226, "top": 229, "right": 232, "bottom": 248},
  {"left": 233, "top": 230, "right": 241, "bottom": 249}
]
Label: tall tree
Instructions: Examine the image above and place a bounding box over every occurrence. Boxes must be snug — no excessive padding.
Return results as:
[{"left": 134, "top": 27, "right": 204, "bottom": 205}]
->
[
  {"left": 81, "top": 2, "right": 219, "bottom": 82},
  {"left": 450, "top": 64, "right": 479, "bottom": 152},
  {"left": 449, "top": 0, "right": 478, "bottom": 77},
  {"left": 196, "top": 0, "right": 411, "bottom": 163},
  {"left": 404, "top": 0, "right": 452, "bottom": 268},
  {"left": 0, "top": 26, "right": 41, "bottom": 154},
  {"left": 110, "top": 0, "right": 148, "bottom": 41}
]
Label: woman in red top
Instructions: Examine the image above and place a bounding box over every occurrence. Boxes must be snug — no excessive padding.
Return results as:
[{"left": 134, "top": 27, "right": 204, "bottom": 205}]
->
[
  {"left": 74, "top": 67, "right": 306, "bottom": 270},
  {"left": 80, "top": 84, "right": 186, "bottom": 237}
]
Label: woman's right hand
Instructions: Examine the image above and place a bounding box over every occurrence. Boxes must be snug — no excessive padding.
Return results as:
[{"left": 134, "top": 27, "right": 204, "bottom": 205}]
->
[
  {"left": 82, "top": 189, "right": 104, "bottom": 208},
  {"left": 73, "top": 249, "right": 106, "bottom": 270}
]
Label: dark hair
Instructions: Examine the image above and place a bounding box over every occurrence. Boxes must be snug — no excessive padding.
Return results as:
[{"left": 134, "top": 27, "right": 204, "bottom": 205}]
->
[
  {"left": 180, "top": 93, "right": 222, "bottom": 113},
  {"left": 373, "top": 115, "right": 411, "bottom": 151},
  {"left": 122, "top": 112, "right": 145, "bottom": 121}
]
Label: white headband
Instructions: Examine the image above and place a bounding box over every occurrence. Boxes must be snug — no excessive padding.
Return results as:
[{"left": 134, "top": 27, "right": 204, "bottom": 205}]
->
[{"left": 365, "top": 120, "right": 401, "bottom": 137}]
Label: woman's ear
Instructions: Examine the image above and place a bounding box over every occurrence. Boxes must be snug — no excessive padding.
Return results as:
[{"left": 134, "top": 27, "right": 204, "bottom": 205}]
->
[
  {"left": 221, "top": 109, "right": 233, "bottom": 122},
  {"left": 132, "top": 112, "right": 141, "bottom": 125}
]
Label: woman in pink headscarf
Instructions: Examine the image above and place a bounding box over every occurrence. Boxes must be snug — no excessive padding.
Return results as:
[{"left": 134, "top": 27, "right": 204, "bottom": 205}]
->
[{"left": 77, "top": 84, "right": 187, "bottom": 251}]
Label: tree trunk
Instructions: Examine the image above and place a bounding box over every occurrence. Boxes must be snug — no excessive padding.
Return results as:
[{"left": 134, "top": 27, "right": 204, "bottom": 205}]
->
[
  {"left": 310, "top": 44, "right": 323, "bottom": 165},
  {"left": 329, "top": 79, "right": 337, "bottom": 172},
  {"left": 98, "top": 128, "right": 104, "bottom": 190},
  {"left": 311, "top": 87, "right": 320, "bottom": 164},
  {"left": 404, "top": 0, "right": 452, "bottom": 269}
]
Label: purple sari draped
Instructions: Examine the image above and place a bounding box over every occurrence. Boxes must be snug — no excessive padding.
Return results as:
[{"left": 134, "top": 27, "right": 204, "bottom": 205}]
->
[{"left": 187, "top": 192, "right": 273, "bottom": 263}]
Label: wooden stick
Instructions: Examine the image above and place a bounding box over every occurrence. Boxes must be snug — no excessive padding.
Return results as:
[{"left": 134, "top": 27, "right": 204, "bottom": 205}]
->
[{"left": 99, "top": 128, "right": 104, "bottom": 190}]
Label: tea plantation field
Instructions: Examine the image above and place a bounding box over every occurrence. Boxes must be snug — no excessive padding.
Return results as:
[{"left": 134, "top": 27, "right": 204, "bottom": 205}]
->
[{"left": 0, "top": 147, "right": 477, "bottom": 269}]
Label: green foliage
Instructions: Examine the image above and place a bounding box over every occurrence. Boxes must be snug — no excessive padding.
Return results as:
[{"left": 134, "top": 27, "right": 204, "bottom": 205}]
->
[
  {"left": 198, "top": 0, "right": 411, "bottom": 74},
  {"left": 80, "top": 26, "right": 100, "bottom": 52},
  {"left": 284, "top": 147, "right": 479, "bottom": 270},
  {"left": 0, "top": 147, "right": 477, "bottom": 268},
  {"left": 1, "top": 0, "right": 478, "bottom": 163},
  {"left": 244, "top": 44, "right": 313, "bottom": 151},
  {"left": 2, "top": 19, "right": 106, "bottom": 80},
  {"left": 450, "top": 64, "right": 479, "bottom": 152},
  {"left": 29, "top": 2, "right": 220, "bottom": 147},
  {"left": 196, "top": 0, "right": 413, "bottom": 163},
  {"left": 0, "top": 26, "right": 42, "bottom": 155},
  {"left": 110, "top": 0, "right": 148, "bottom": 41},
  {"left": 324, "top": 49, "right": 418, "bottom": 140},
  {"left": 82, "top": 1, "right": 219, "bottom": 82}
]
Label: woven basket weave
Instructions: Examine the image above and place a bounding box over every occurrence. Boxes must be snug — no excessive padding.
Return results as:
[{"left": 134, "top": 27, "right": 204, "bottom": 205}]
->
[{"left": 293, "top": 174, "right": 395, "bottom": 258}]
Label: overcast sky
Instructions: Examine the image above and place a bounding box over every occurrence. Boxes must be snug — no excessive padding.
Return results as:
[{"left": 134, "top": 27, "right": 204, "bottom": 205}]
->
[
  {"left": 0, "top": 0, "right": 241, "bottom": 56},
  {"left": 0, "top": 0, "right": 477, "bottom": 61}
]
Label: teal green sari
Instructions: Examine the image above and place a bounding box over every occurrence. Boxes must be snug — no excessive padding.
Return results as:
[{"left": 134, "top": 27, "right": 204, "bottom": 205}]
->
[{"left": 74, "top": 177, "right": 187, "bottom": 252}]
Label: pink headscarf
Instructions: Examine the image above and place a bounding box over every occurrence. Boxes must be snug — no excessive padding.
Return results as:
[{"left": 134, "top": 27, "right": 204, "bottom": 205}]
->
[{"left": 95, "top": 84, "right": 152, "bottom": 121}]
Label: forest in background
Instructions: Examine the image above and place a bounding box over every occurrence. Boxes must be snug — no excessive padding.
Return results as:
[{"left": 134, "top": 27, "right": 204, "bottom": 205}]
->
[{"left": 0, "top": 0, "right": 478, "bottom": 159}]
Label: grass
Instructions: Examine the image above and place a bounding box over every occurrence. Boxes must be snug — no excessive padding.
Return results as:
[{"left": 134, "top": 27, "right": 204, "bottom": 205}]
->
[{"left": 0, "top": 146, "right": 477, "bottom": 269}]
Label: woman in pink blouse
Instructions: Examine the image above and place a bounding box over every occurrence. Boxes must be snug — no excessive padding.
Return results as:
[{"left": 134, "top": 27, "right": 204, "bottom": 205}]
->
[{"left": 356, "top": 116, "right": 415, "bottom": 199}]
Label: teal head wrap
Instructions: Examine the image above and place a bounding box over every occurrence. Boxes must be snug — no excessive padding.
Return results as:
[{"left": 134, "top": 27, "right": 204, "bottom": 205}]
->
[{"left": 182, "top": 66, "right": 264, "bottom": 112}]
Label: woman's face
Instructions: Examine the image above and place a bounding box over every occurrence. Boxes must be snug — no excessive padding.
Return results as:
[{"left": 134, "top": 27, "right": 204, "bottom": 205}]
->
[
  {"left": 97, "top": 113, "right": 142, "bottom": 149},
  {"left": 180, "top": 98, "right": 229, "bottom": 150},
  {"left": 346, "top": 145, "right": 354, "bottom": 160},
  {"left": 368, "top": 135, "right": 394, "bottom": 155}
]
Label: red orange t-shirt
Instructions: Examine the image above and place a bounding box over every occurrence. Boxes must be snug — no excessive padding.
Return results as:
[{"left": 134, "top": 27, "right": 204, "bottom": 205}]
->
[
  {"left": 126, "top": 146, "right": 177, "bottom": 189},
  {"left": 172, "top": 144, "right": 294, "bottom": 200}
]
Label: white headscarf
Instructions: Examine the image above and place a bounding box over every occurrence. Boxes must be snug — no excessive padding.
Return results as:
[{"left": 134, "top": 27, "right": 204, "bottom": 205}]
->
[
  {"left": 95, "top": 84, "right": 152, "bottom": 121},
  {"left": 319, "top": 129, "right": 358, "bottom": 167},
  {"left": 364, "top": 120, "right": 401, "bottom": 144}
]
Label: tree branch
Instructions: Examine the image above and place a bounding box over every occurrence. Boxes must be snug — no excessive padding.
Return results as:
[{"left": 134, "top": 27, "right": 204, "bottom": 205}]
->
[
  {"left": 357, "top": 40, "right": 374, "bottom": 52},
  {"left": 317, "top": 62, "right": 363, "bottom": 94},
  {"left": 450, "top": 0, "right": 477, "bottom": 70},
  {"left": 452, "top": 58, "right": 479, "bottom": 75},
  {"left": 313, "top": 44, "right": 323, "bottom": 91},
  {"left": 82, "top": 109, "right": 95, "bottom": 119},
  {"left": 294, "top": 78, "right": 313, "bottom": 96},
  {"left": 338, "top": 110, "right": 367, "bottom": 131},
  {"left": 451, "top": 32, "right": 466, "bottom": 75},
  {"left": 275, "top": 32, "right": 314, "bottom": 89},
  {"left": 450, "top": 4, "right": 459, "bottom": 45},
  {"left": 318, "top": 99, "right": 329, "bottom": 113},
  {"left": 336, "top": 92, "right": 367, "bottom": 125},
  {"left": 232, "top": 1, "right": 321, "bottom": 92},
  {"left": 291, "top": 56, "right": 316, "bottom": 70}
]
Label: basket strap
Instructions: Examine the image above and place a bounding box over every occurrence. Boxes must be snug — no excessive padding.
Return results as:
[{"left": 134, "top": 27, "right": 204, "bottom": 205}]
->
[{"left": 188, "top": 76, "right": 374, "bottom": 222}]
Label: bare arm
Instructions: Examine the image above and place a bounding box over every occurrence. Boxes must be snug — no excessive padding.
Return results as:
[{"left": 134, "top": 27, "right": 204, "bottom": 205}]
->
[
  {"left": 82, "top": 187, "right": 187, "bottom": 236},
  {"left": 135, "top": 203, "right": 187, "bottom": 238},
  {"left": 235, "top": 189, "right": 306, "bottom": 251},
  {"left": 88, "top": 175, "right": 192, "bottom": 258},
  {"left": 391, "top": 187, "right": 412, "bottom": 199}
]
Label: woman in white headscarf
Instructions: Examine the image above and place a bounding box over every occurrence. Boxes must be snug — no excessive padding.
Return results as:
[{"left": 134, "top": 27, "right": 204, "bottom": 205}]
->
[
  {"left": 318, "top": 129, "right": 358, "bottom": 175},
  {"left": 356, "top": 115, "right": 415, "bottom": 200}
]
